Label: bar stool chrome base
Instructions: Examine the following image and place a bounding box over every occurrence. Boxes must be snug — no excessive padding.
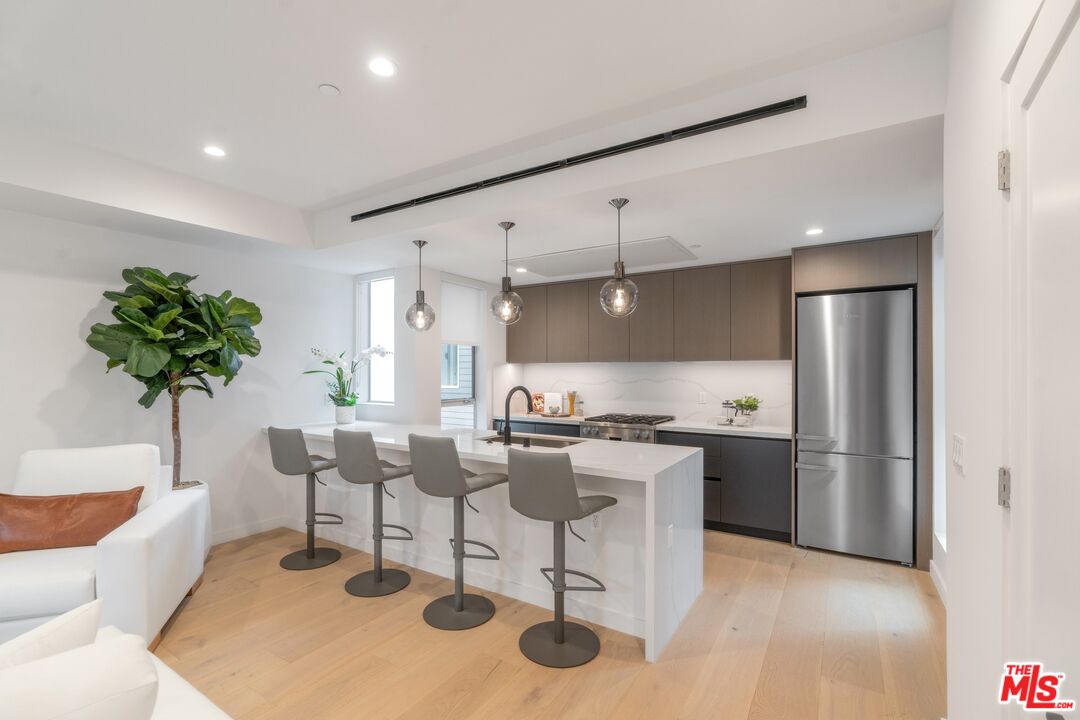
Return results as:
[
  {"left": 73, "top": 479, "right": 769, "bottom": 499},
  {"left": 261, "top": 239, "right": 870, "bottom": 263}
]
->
[
  {"left": 519, "top": 620, "right": 600, "bottom": 668},
  {"left": 280, "top": 546, "right": 341, "bottom": 571},
  {"left": 345, "top": 567, "right": 411, "bottom": 597},
  {"left": 423, "top": 593, "right": 495, "bottom": 630}
]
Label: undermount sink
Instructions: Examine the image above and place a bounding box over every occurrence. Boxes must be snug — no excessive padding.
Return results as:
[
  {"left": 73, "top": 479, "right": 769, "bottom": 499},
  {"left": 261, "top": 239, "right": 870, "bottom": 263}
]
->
[{"left": 482, "top": 434, "right": 585, "bottom": 449}]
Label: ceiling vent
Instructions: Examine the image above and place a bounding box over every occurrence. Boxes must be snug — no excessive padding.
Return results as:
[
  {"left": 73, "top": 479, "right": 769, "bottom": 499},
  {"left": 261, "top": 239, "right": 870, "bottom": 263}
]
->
[
  {"left": 350, "top": 96, "right": 807, "bottom": 222},
  {"left": 511, "top": 236, "right": 696, "bottom": 279}
]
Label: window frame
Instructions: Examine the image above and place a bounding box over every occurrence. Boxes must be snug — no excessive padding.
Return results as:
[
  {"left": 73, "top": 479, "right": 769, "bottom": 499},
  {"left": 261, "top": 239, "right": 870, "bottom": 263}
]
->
[{"left": 356, "top": 273, "right": 396, "bottom": 405}]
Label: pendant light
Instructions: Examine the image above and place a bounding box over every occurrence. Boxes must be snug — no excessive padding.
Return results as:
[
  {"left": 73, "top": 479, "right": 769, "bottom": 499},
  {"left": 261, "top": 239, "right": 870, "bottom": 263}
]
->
[
  {"left": 490, "top": 221, "right": 524, "bottom": 325},
  {"left": 599, "top": 198, "right": 638, "bottom": 318},
  {"left": 405, "top": 240, "right": 436, "bottom": 332}
]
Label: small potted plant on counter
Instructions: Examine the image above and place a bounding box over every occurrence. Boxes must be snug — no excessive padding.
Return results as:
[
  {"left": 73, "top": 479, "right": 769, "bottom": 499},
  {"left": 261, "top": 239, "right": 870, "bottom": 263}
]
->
[
  {"left": 732, "top": 394, "right": 761, "bottom": 426},
  {"left": 305, "top": 346, "right": 391, "bottom": 424}
]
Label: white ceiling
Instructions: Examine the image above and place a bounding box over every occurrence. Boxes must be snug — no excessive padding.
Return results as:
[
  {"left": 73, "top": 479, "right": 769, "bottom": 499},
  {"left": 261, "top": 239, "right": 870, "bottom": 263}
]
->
[
  {"left": 0, "top": 0, "right": 949, "bottom": 209},
  {"left": 314, "top": 115, "right": 943, "bottom": 282}
]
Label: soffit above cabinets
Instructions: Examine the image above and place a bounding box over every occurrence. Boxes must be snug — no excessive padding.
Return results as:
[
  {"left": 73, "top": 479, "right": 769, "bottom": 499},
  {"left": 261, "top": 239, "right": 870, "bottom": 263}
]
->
[{"left": 510, "top": 236, "right": 696, "bottom": 279}]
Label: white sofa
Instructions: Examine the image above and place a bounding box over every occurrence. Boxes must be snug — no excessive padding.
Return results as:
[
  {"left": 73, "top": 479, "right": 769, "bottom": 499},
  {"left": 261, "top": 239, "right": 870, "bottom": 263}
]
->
[{"left": 0, "top": 444, "right": 212, "bottom": 644}]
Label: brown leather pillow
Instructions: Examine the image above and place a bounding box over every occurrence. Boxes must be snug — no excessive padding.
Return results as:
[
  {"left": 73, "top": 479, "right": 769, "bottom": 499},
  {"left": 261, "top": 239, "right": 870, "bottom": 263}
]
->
[{"left": 0, "top": 487, "right": 144, "bottom": 553}]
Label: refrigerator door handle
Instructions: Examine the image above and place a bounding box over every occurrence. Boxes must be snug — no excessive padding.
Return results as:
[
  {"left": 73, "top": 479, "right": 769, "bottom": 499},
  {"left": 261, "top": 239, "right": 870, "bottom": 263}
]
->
[
  {"left": 795, "top": 433, "right": 836, "bottom": 442},
  {"left": 795, "top": 462, "right": 838, "bottom": 472}
]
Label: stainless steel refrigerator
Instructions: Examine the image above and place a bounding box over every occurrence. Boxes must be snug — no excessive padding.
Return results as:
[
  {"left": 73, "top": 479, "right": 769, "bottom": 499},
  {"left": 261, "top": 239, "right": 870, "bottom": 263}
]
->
[{"left": 796, "top": 289, "right": 915, "bottom": 564}]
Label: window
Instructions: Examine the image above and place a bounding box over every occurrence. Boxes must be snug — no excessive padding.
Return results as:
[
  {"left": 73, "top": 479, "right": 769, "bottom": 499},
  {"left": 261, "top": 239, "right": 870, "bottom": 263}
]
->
[
  {"left": 441, "top": 344, "right": 460, "bottom": 388},
  {"left": 360, "top": 276, "right": 395, "bottom": 403},
  {"left": 440, "top": 344, "right": 475, "bottom": 428}
]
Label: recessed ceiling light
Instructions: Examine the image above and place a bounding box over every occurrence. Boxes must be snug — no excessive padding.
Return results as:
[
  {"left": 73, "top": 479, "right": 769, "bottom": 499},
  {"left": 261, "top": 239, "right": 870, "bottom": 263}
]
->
[
  {"left": 805, "top": 227, "right": 824, "bottom": 236},
  {"left": 368, "top": 57, "right": 397, "bottom": 77},
  {"left": 515, "top": 267, "right": 528, "bottom": 273},
  {"left": 318, "top": 83, "right": 341, "bottom": 96},
  {"left": 203, "top": 145, "right": 226, "bottom": 158}
]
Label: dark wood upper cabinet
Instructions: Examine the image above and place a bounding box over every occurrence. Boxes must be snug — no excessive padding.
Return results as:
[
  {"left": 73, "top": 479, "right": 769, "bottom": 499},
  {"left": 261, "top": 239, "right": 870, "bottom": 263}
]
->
[
  {"left": 506, "top": 284, "right": 548, "bottom": 363},
  {"left": 628, "top": 271, "right": 674, "bottom": 362},
  {"left": 673, "top": 265, "right": 731, "bottom": 361},
  {"left": 587, "top": 277, "right": 629, "bottom": 361},
  {"left": 793, "top": 235, "right": 917, "bottom": 293},
  {"left": 731, "top": 257, "right": 792, "bottom": 360},
  {"left": 545, "top": 281, "right": 589, "bottom": 363}
]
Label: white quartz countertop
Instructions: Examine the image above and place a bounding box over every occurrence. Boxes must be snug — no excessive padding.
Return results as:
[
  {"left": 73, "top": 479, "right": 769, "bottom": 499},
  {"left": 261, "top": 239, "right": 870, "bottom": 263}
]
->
[
  {"left": 493, "top": 414, "right": 792, "bottom": 440},
  {"left": 283, "top": 422, "right": 701, "bottom": 483}
]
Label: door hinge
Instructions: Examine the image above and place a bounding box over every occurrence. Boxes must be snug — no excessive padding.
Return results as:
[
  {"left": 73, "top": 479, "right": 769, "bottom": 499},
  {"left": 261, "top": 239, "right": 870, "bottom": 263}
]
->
[
  {"left": 998, "top": 466, "right": 1011, "bottom": 508},
  {"left": 998, "top": 149, "right": 1011, "bottom": 191}
]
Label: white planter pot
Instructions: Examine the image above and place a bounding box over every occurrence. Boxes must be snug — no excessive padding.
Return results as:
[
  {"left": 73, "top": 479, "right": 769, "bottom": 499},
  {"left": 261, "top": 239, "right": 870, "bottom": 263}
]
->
[{"left": 335, "top": 405, "right": 355, "bottom": 424}]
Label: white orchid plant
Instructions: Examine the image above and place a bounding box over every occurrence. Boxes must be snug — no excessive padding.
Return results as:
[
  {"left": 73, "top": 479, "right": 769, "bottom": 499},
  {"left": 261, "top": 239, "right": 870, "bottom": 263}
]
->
[{"left": 304, "top": 346, "right": 391, "bottom": 407}]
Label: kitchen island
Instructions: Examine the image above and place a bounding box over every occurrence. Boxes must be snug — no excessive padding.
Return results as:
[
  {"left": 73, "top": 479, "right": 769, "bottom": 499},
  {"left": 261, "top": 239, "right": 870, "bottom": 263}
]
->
[{"left": 279, "top": 422, "right": 703, "bottom": 662}]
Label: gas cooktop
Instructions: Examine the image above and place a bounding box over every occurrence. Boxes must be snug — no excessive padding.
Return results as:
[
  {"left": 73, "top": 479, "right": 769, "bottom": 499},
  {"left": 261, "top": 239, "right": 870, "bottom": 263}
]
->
[{"left": 583, "top": 414, "right": 675, "bottom": 426}]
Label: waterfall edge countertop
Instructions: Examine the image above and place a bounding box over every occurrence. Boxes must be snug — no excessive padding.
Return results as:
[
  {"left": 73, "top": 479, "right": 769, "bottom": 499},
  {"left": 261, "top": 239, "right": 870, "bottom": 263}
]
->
[
  {"left": 287, "top": 421, "right": 701, "bottom": 483},
  {"left": 270, "top": 420, "right": 705, "bottom": 662},
  {"left": 492, "top": 414, "right": 792, "bottom": 440}
]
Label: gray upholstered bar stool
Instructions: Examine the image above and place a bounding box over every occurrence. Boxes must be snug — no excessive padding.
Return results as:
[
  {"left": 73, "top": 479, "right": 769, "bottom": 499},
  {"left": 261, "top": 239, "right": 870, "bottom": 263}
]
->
[
  {"left": 333, "top": 428, "right": 415, "bottom": 597},
  {"left": 507, "top": 448, "right": 617, "bottom": 668},
  {"left": 268, "top": 427, "right": 343, "bottom": 570},
  {"left": 408, "top": 434, "right": 507, "bottom": 630}
]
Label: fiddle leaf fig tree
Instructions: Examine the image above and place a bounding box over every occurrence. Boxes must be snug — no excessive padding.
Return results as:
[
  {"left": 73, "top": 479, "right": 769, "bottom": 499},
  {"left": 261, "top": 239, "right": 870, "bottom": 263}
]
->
[{"left": 86, "top": 267, "right": 263, "bottom": 487}]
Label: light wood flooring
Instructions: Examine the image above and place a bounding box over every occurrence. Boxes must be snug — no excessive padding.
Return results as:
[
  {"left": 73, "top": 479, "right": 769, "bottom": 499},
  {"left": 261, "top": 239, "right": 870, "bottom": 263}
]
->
[{"left": 156, "top": 528, "right": 946, "bottom": 719}]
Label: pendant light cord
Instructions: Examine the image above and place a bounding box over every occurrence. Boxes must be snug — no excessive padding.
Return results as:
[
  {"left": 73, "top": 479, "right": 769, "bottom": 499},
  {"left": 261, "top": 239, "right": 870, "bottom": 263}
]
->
[
  {"left": 418, "top": 243, "right": 422, "bottom": 292},
  {"left": 617, "top": 204, "right": 622, "bottom": 264},
  {"left": 504, "top": 226, "right": 509, "bottom": 278}
]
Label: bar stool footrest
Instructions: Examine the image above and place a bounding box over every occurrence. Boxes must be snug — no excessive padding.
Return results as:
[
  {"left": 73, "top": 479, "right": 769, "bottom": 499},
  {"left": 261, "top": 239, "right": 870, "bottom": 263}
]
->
[
  {"left": 314, "top": 512, "right": 343, "bottom": 526},
  {"left": 449, "top": 537, "right": 499, "bottom": 561},
  {"left": 540, "top": 567, "right": 606, "bottom": 593},
  {"left": 377, "top": 523, "right": 413, "bottom": 542}
]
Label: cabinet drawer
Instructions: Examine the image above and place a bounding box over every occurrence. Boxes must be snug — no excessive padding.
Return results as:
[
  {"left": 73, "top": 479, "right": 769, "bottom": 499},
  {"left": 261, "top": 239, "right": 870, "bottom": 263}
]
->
[
  {"left": 492, "top": 420, "right": 536, "bottom": 434},
  {"left": 530, "top": 422, "right": 580, "bottom": 437},
  {"left": 656, "top": 431, "right": 723, "bottom": 458}
]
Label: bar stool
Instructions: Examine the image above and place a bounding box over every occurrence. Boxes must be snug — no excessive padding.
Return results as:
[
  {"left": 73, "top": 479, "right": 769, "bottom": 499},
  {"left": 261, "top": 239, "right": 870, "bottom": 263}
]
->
[
  {"left": 334, "top": 429, "right": 414, "bottom": 597},
  {"left": 267, "top": 427, "right": 344, "bottom": 570},
  {"left": 408, "top": 434, "right": 507, "bottom": 630},
  {"left": 507, "top": 448, "right": 617, "bottom": 668}
]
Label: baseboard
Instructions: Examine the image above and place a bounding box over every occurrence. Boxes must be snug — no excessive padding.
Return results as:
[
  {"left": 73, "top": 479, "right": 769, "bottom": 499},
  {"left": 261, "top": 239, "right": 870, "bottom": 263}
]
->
[
  {"left": 213, "top": 515, "right": 288, "bottom": 544},
  {"left": 929, "top": 557, "right": 947, "bottom": 606},
  {"left": 293, "top": 521, "right": 645, "bottom": 639}
]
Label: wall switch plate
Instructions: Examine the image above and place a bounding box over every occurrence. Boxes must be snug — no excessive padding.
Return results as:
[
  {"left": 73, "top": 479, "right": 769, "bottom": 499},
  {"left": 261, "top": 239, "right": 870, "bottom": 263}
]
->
[
  {"left": 697, "top": 392, "right": 707, "bottom": 404},
  {"left": 591, "top": 514, "right": 601, "bottom": 530},
  {"left": 667, "top": 524, "right": 674, "bottom": 549},
  {"left": 952, "top": 434, "right": 966, "bottom": 476}
]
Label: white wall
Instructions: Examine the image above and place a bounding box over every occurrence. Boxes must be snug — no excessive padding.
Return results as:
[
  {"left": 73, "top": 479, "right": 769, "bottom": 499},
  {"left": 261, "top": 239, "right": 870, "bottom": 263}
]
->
[
  {"left": 0, "top": 207, "right": 354, "bottom": 542},
  {"left": 493, "top": 361, "right": 792, "bottom": 427},
  {"left": 355, "top": 267, "right": 503, "bottom": 427},
  {"left": 943, "top": 0, "right": 1039, "bottom": 717},
  {"left": 930, "top": 221, "right": 947, "bottom": 603}
]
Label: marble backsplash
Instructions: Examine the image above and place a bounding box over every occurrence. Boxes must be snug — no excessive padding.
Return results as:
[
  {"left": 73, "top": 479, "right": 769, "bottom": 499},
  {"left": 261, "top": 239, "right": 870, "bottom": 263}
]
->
[{"left": 492, "top": 361, "right": 792, "bottom": 427}]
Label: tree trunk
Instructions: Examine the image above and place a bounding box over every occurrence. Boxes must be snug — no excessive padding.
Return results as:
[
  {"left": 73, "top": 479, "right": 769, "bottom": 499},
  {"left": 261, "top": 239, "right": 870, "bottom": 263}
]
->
[{"left": 170, "top": 375, "right": 181, "bottom": 487}]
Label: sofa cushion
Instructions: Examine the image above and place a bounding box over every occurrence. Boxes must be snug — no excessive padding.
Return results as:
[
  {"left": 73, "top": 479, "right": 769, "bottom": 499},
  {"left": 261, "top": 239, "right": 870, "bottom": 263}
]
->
[
  {"left": 0, "top": 631, "right": 158, "bottom": 720},
  {"left": 0, "top": 546, "right": 96, "bottom": 620},
  {"left": 0, "top": 487, "right": 143, "bottom": 553},
  {"left": 0, "top": 599, "right": 102, "bottom": 669},
  {"left": 13, "top": 443, "right": 160, "bottom": 511}
]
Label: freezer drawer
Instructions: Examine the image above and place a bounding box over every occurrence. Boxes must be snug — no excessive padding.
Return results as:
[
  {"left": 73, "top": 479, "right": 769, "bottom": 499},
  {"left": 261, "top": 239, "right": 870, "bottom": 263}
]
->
[{"left": 796, "top": 451, "right": 913, "bottom": 564}]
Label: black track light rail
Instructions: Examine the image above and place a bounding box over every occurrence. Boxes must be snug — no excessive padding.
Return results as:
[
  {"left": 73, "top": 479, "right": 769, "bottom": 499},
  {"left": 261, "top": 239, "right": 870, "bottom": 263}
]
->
[{"left": 350, "top": 95, "right": 807, "bottom": 223}]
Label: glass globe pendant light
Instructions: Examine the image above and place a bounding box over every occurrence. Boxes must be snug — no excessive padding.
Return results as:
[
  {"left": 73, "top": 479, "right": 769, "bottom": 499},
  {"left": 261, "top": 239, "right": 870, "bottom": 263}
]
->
[
  {"left": 405, "top": 239, "right": 436, "bottom": 332},
  {"left": 490, "top": 221, "right": 524, "bottom": 325},
  {"left": 599, "top": 198, "right": 638, "bottom": 318}
]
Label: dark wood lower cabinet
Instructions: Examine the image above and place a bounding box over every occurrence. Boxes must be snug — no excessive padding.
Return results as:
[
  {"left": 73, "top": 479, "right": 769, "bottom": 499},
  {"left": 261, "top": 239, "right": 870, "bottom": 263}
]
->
[
  {"left": 718, "top": 436, "right": 791, "bottom": 541},
  {"left": 658, "top": 431, "right": 792, "bottom": 542},
  {"left": 492, "top": 419, "right": 581, "bottom": 437}
]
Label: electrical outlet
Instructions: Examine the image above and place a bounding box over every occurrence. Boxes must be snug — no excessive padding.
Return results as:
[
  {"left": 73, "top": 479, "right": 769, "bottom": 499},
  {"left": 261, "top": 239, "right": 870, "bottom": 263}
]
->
[
  {"left": 952, "top": 434, "right": 966, "bottom": 476},
  {"left": 666, "top": 524, "right": 674, "bottom": 549},
  {"left": 697, "top": 391, "right": 707, "bottom": 404},
  {"left": 591, "top": 513, "right": 601, "bottom": 530}
]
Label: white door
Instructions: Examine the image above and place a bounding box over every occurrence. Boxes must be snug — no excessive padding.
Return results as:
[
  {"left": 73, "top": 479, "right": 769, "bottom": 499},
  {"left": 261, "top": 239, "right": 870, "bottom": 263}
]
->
[{"left": 1002, "top": 0, "right": 1080, "bottom": 715}]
